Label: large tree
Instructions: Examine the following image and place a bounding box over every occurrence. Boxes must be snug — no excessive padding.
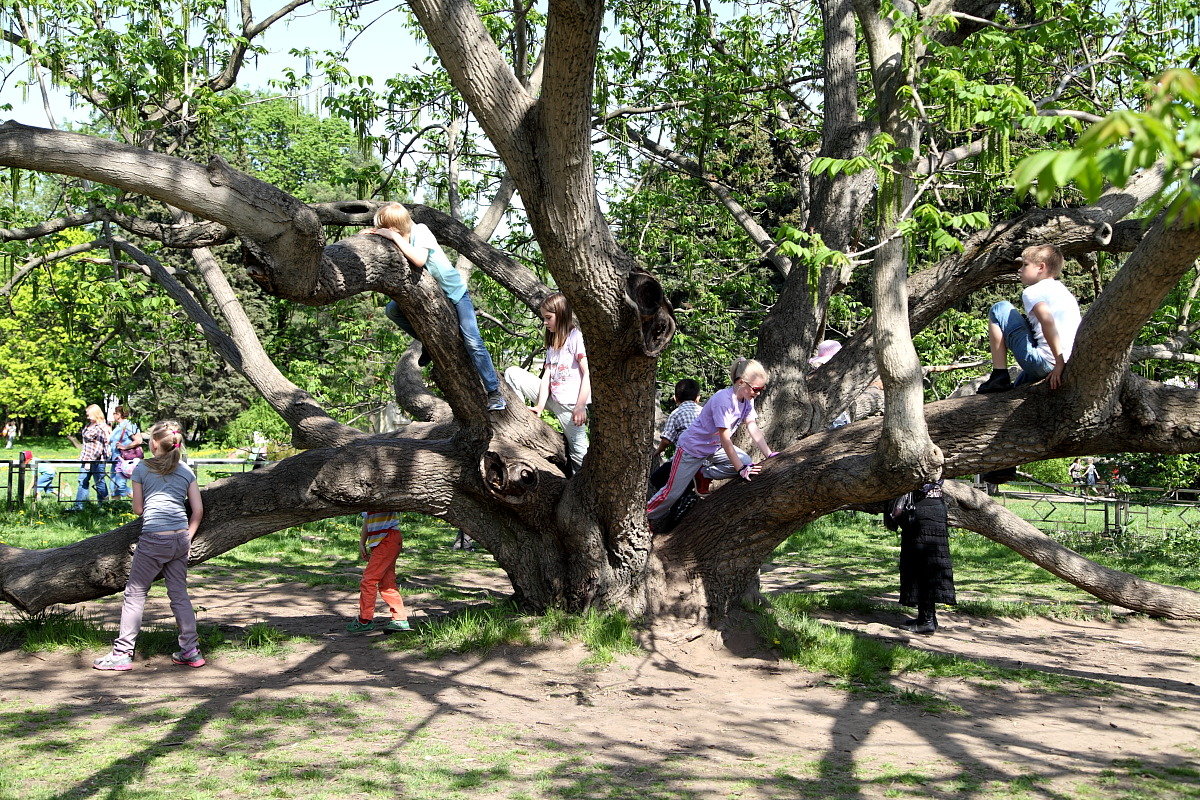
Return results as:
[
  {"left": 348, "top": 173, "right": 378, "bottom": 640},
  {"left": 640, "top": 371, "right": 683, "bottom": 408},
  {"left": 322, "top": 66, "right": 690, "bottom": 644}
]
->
[{"left": 2, "top": 0, "right": 1200, "bottom": 623}]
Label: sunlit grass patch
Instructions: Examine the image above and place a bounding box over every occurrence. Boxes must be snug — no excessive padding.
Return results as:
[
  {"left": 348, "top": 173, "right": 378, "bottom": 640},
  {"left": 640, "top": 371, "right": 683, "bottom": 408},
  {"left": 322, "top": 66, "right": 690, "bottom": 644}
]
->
[
  {"left": 0, "top": 609, "right": 308, "bottom": 659},
  {"left": 756, "top": 593, "right": 1113, "bottom": 700},
  {"left": 381, "top": 602, "right": 642, "bottom": 664},
  {"left": 772, "top": 508, "right": 1200, "bottom": 619},
  {"left": 0, "top": 503, "right": 136, "bottom": 550},
  {"left": 383, "top": 603, "right": 532, "bottom": 657},
  {"left": 539, "top": 606, "right": 641, "bottom": 666}
]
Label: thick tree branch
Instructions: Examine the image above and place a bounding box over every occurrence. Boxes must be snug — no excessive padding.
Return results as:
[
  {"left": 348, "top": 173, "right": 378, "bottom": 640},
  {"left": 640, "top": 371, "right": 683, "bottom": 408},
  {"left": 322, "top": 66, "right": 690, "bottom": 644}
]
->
[
  {"left": 945, "top": 481, "right": 1200, "bottom": 618},
  {"left": 0, "top": 122, "right": 325, "bottom": 295},
  {"left": 1066, "top": 219, "right": 1200, "bottom": 403},
  {"left": 392, "top": 345, "right": 454, "bottom": 423}
]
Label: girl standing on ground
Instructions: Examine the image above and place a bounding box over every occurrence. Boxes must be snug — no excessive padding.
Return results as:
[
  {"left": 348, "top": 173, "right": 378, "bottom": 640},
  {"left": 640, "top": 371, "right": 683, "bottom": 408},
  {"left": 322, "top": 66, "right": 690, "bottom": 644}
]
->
[
  {"left": 646, "top": 358, "right": 778, "bottom": 530},
  {"left": 504, "top": 292, "right": 591, "bottom": 474},
  {"left": 94, "top": 421, "right": 205, "bottom": 671}
]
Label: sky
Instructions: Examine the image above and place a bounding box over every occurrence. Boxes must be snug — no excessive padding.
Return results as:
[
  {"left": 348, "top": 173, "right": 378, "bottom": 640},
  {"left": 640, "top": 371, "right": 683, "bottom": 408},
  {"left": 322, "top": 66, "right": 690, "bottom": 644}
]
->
[{"left": 0, "top": 1, "right": 422, "bottom": 129}]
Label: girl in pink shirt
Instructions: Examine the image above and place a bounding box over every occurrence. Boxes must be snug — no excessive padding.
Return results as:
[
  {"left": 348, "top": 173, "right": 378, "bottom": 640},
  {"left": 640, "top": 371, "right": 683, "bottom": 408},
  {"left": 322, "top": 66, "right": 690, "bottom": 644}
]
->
[{"left": 504, "top": 292, "right": 591, "bottom": 474}]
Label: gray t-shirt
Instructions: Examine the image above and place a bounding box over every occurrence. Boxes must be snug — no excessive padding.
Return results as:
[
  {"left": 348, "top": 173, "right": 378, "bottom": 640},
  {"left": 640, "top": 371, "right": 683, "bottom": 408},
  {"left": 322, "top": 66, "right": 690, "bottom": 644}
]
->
[{"left": 132, "top": 461, "right": 197, "bottom": 534}]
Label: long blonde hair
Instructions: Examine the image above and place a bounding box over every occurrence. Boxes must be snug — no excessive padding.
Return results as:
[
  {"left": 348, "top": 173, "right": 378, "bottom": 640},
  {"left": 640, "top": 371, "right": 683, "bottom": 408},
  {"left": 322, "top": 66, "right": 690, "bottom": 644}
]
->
[
  {"left": 84, "top": 404, "right": 105, "bottom": 426},
  {"left": 144, "top": 420, "right": 185, "bottom": 475},
  {"left": 540, "top": 292, "right": 577, "bottom": 351}
]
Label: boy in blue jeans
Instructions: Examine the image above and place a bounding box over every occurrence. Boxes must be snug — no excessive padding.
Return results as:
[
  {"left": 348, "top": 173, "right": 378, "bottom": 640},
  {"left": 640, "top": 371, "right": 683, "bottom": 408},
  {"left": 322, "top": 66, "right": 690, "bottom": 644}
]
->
[
  {"left": 978, "top": 244, "right": 1081, "bottom": 393},
  {"left": 365, "top": 202, "right": 506, "bottom": 412}
]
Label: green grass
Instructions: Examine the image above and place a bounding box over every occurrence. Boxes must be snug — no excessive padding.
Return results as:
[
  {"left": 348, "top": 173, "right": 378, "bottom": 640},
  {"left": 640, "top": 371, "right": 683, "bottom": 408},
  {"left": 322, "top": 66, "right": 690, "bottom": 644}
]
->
[
  {"left": 755, "top": 593, "right": 1112, "bottom": 700},
  {"left": 772, "top": 509, "right": 1200, "bottom": 617},
  {"left": 0, "top": 608, "right": 309, "bottom": 658},
  {"left": 0, "top": 501, "right": 137, "bottom": 549},
  {"left": 381, "top": 602, "right": 642, "bottom": 665},
  {"left": 2, "top": 712, "right": 1192, "bottom": 800},
  {"left": 5, "top": 435, "right": 80, "bottom": 460}
]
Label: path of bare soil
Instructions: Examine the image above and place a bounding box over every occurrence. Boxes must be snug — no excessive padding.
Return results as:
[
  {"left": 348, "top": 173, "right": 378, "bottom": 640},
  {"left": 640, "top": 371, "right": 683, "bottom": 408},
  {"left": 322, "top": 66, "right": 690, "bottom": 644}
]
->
[{"left": 3, "top": 563, "right": 1199, "bottom": 799}]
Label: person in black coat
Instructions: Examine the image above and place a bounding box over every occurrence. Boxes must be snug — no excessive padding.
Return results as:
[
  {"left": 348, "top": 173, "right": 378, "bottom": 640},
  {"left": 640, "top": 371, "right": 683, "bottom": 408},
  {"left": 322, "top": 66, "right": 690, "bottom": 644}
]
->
[{"left": 884, "top": 480, "right": 956, "bottom": 634}]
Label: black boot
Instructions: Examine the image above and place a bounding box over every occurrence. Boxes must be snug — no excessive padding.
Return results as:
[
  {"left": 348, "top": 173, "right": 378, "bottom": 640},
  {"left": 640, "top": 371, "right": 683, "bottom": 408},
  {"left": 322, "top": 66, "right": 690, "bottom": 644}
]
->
[
  {"left": 976, "top": 369, "right": 1013, "bottom": 394},
  {"left": 900, "top": 603, "right": 938, "bottom": 635}
]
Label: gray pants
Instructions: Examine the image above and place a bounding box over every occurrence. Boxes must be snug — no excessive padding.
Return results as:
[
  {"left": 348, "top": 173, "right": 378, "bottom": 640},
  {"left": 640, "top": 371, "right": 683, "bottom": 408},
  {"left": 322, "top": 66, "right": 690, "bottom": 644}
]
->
[
  {"left": 646, "top": 446, "right": 751, "bottom": 520},
  {"left": 112, "top": 530, "right": 199, "bottom": 655},
  {"left": 504, "top": 366, "right": 589, "bottom": 474}
]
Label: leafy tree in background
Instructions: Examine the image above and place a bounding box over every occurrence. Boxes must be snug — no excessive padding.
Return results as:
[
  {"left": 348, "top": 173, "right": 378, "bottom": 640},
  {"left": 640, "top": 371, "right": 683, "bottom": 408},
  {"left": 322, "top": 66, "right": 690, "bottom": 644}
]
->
[{"left": 2, "top": 0, "right": 1200, "bottom": 626}]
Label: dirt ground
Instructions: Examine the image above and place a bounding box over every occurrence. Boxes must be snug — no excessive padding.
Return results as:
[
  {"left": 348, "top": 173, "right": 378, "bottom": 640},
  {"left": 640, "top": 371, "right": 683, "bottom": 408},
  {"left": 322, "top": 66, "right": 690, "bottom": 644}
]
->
[{"left": 3, "top": 563, "right": 1199, "bottom": 799}]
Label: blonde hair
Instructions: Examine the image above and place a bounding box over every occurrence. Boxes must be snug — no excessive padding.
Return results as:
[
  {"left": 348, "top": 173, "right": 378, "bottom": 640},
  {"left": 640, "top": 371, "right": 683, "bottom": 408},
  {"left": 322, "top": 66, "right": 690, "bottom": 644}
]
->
[
  {"left": 730, "top": 357, "right": 768, "bottom": 385},
  {"left": 144, "top": 420, "right": 185, "bottom": 475},
  {"left": 540, "top": 292, "right": 578, "bottom": 351},
  {"left": 373, "top": 202, "right": 413, "bottom": 236},
  {"left": 1023, "top": 244, "right": 1065, "bottom": 277},
  {"left": 85, "top": 404, "right": 105, "bottom": 425}
]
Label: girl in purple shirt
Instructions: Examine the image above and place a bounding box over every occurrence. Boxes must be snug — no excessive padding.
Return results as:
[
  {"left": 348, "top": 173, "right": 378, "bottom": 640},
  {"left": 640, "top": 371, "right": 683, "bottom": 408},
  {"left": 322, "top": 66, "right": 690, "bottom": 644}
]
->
[{"left": 647, "top": 358, "right": 778, "bottom": 525}]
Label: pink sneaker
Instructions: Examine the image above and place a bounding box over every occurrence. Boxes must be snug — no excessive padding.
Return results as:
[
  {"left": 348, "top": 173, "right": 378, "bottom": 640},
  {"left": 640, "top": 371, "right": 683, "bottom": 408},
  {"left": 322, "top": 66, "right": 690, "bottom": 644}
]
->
[{"left": 171, "top": 649, "right": 206, "bottom": 668}]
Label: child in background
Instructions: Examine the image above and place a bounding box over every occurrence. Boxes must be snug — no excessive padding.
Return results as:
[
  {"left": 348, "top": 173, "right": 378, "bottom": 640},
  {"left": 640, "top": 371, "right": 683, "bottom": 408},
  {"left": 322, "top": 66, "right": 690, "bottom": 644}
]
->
[
  {"left": 505, "top": 292, "right": 591, "bottom": 475},
  {"left": 22, "top": 451, "right": 55, "bottom": 499},
  {"left": 978, "top": 244, "right": 1081, "bottom": 393},
  {"left": 347, "top": 510, "right": 411, "bottom": 633},
  {"left": 93, "top": 421, "right": 205, "bottom": 671},
  {"left": 652, "top": 379, "right": 702, "bottom": 461},
  {"left": 647, "top": 358, "right": 778, "bottom": 527},
  {"left": 365, "top": 202, "right": 507, "bottom": 412}
]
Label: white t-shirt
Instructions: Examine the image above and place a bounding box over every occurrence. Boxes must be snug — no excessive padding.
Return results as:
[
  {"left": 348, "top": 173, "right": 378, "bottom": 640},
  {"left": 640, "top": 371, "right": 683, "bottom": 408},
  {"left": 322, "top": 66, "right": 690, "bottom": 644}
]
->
[
  {"left": 1021, "top": 278, "right": 1081, "bottom": 363},
  {"left": 545, "top": 328, "right": 587, "bottom": 406}
]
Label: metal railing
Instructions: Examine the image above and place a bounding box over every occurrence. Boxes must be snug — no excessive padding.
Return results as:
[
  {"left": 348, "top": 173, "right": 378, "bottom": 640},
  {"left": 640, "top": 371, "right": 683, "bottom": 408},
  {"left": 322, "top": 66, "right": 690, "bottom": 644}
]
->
[
  {"left": 3, "top": 457, "right": 269, "bottom": 508},
  {"left": 983, "top": 480, "right": 1200, "bottom": 547}
]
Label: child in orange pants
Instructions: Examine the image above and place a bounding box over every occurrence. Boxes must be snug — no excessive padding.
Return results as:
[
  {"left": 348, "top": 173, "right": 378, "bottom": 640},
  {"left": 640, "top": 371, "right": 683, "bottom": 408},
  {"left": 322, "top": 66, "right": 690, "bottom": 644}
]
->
[{"left": 346, "top": 510, "right": 411, "bottom": 632}]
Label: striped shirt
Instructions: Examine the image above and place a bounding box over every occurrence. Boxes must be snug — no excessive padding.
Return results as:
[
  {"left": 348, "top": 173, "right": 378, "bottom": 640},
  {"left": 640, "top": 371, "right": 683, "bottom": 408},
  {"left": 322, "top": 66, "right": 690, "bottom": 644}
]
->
[{"left": 362, "top": 511, "right": 401, "bottom": 549}]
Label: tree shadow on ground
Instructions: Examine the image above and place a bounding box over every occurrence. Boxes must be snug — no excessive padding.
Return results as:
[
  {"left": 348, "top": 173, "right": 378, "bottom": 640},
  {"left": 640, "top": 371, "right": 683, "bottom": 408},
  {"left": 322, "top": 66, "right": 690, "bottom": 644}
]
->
[{"left": 2, "top": 570, "right": 1199, "bottom": 799}]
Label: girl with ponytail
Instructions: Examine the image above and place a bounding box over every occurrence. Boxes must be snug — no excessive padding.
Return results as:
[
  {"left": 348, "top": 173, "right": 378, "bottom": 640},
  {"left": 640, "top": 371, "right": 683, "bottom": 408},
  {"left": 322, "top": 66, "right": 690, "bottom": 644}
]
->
[
  {"left": 646, "top": 358, "right": 779, "bottom": 530},
  {"left": 94, "top": 421, "right": 206, "bottom": 671}
]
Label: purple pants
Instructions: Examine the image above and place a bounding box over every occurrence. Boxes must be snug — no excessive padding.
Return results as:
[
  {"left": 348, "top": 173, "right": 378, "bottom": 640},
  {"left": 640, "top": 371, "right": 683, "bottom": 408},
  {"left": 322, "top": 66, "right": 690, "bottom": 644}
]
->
[{"left": 112, "top": 530, "right": 199, "bottom": 655}]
